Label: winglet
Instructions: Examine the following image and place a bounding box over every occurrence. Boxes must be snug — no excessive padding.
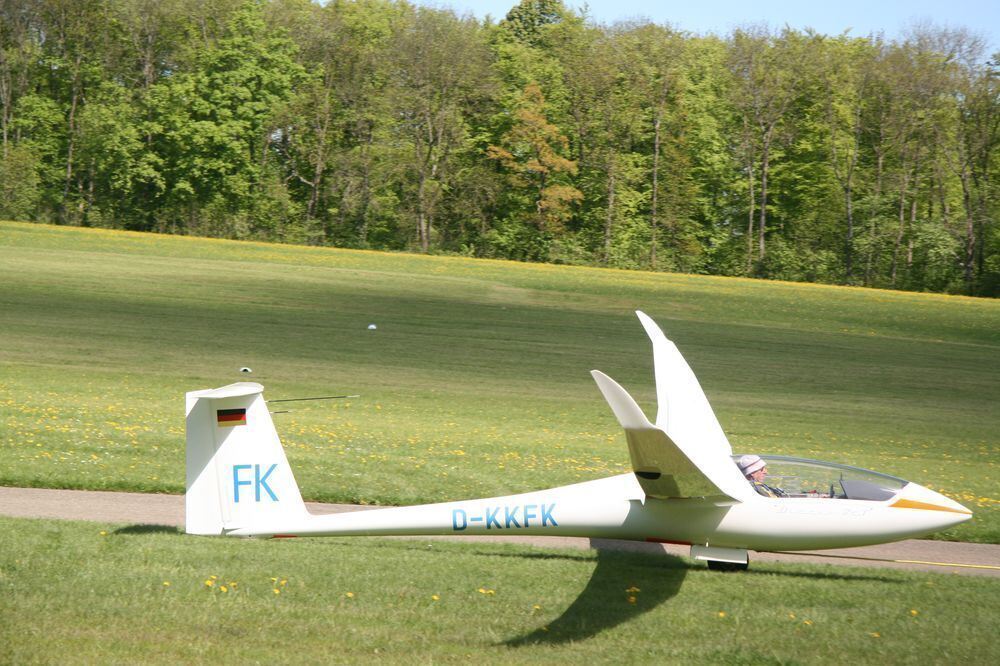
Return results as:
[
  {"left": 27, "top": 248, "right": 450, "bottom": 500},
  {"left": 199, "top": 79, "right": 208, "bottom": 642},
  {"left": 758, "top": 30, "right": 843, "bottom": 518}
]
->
[{"left": 590, "top": 370, "right": 652, "bottom": 430}]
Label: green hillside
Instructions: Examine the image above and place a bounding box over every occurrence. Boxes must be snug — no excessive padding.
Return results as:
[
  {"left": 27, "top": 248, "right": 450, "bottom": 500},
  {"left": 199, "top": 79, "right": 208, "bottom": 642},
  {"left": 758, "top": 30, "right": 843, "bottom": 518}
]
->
[{"left": 1, "top": 220, "right": 998, "bottom": 542}]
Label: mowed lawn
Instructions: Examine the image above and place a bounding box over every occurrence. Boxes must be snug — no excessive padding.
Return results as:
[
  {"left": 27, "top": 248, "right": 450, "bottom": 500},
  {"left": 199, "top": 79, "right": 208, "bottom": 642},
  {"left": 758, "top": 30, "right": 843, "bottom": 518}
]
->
[
  {"left": 2, "top": 517, "right": 999, "bottom": 665},
  {"left": 1, "top": 221, "right": 998, "bottom": 544}
]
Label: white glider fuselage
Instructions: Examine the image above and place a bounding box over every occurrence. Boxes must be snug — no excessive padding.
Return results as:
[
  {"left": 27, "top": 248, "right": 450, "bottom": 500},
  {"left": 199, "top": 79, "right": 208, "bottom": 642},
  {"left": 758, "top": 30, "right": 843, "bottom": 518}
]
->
[
  {"left": 187, "top": 311, "right": 971, "bottom": 565},
  {"left": 224, "top": 471, "right": 969, "bottom": 552}
]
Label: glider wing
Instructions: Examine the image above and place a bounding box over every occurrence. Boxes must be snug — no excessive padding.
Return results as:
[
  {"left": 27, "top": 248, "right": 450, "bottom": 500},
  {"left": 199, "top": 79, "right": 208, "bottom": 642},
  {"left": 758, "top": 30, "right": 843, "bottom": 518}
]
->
[{"left": 635, "top": 310, "right": 732, "bottom": 455}]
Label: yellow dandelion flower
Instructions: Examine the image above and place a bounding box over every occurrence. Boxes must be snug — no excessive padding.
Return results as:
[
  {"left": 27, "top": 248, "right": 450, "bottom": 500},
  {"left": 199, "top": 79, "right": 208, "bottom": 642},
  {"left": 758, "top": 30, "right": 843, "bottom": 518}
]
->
[
  {"left": 345, "top": 591, "right": 355, "bottom": 598},
  {"left": 280, "top": 579, "right": 287, "bottom": 586},
  {"left": 625, "top": 586, "right": 640, "bottom": 593},
  {"left": 628, "top": 596, "right": 637, "bottom": 604},
  {"left": 870, "top": 632, "right": 881, "bottom": 638},
  {"left": 532, "top": 604, "right": 542, "bottom": 611},
  {"left": 803, "top": 620, "right": 813, "bottom": 626},
  {"left": 909, "top": 609, "right": 919, "bottom": 616},
  {"left": 717, "top": 611, "right": 726, "bottom": 618},
  {"left": 788, "top": 613, "right": 796, "bottom": 620},
  {"left": 431, "top": 594, "right": 440, "bottom": 601},
  {"left": 271, "top": 577, "right": 278, "bottom": 582},
  {"left": 204, "top": 579, "right": 214, "bottom": 587},
  {"left": 162, "top": 581, "right": 171, "bottom": 587},
  {"left": 220, "top": 585, "right": 228, "bottom": 593},
  {"left": 99, "top": 531, "right": 108, "bottom": 536},
  {"left": 273, "top": 588, "right": 281, "bottom": 595}
]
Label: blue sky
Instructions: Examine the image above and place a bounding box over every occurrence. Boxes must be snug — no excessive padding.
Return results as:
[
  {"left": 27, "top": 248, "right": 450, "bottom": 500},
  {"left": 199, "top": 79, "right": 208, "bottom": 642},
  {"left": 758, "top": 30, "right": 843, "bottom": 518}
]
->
[{"left": 414, "top": 0, "right": 999, "bottom": 51}]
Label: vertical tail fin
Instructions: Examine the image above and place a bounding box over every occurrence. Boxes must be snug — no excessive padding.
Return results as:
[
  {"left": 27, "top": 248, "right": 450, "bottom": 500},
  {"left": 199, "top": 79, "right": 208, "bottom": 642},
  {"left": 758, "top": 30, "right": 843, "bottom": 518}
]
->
[{"left": 185, "top": 382, "right": 307, "bottom": 535}]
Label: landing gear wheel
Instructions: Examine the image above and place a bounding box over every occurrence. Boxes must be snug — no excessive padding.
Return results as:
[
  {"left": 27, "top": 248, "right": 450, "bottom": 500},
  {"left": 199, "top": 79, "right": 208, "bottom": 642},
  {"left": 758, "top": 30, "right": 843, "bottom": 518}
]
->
[{"left": 706, "top": 557, "right": 749, "bottom": 572}]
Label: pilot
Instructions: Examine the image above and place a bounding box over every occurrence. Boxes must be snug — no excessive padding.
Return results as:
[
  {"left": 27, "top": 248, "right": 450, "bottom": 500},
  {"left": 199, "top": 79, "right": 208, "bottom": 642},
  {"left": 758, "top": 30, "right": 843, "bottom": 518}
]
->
[{"left": 738, "top": 454, "right": 787, "bottom": 498}]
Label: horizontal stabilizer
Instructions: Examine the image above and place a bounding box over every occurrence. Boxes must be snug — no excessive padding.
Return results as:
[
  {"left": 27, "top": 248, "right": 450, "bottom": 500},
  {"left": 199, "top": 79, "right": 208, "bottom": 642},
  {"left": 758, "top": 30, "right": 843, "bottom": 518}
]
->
[{"left": 591, "top": 370, "right": 738, "bottom": 501}]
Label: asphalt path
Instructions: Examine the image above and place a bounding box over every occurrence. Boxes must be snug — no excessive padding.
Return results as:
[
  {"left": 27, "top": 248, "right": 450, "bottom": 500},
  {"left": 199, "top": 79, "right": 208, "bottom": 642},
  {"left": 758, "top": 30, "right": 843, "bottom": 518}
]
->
[{"left": 2, "top": 486, "right": 998, "bottom": 577}]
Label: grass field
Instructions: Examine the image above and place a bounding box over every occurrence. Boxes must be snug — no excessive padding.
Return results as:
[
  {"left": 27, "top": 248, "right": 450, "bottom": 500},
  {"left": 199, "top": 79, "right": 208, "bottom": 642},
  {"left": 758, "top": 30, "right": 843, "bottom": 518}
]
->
[
  {"left": 1, "top": 220, "right": 998, "bottom": 545},
  {"left": 2, "top": 516, "right": 999, "bottom": 664}
]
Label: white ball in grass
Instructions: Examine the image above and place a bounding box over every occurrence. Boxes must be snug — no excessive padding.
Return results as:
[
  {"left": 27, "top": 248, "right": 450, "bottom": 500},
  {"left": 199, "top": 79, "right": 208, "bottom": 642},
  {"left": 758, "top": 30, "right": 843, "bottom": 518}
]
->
[{"left": 367, "top": 324, "right": 377, "bottom": 330}]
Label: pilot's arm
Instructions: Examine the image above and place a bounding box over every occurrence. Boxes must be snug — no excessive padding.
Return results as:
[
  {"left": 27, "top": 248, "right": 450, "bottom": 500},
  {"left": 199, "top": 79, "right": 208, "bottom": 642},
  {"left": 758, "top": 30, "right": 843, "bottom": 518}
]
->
[{"left": 752, "top": 481, "right": 787, "bottom": 498}]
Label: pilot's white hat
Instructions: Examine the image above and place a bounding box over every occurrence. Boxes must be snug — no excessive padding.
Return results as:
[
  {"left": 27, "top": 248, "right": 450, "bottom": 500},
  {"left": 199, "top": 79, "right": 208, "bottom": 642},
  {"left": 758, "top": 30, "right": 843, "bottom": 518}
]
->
[{"left": 738, "top": 454, "right": 766, "bottom": 476}]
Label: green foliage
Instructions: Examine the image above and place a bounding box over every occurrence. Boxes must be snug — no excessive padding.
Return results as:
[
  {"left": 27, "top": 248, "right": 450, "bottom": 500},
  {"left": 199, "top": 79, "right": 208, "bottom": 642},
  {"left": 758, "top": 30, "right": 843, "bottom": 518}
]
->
[
  {"left": 0, "top": 1, "right": 997, "bottom": 295},
  {"left": 0, "top": 144, "right": 41, "bottom": 220},
  {"left": 75, "top": 83, "right": 147, "bottom": 224},
  {"left": 499, "top": 0, "right": 567, "bottom": 48},
  {"left": 483, "top": 214, "right": 552, "bottom": 261},
  {"left": 9, "top": 94, "right": 63, "bottom": 217},
  {"left": 141, "top": 0, "right": 303, "bottom": 232},
  {"left": 487, "top": 82, "right": 582, "bottom": 238}
]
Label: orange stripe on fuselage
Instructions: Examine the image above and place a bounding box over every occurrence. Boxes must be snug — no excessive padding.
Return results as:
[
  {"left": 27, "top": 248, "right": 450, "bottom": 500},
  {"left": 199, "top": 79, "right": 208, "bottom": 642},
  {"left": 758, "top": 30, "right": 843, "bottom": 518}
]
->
[{"left": 889, "top": 498, "right": 971, "bottom": 514}]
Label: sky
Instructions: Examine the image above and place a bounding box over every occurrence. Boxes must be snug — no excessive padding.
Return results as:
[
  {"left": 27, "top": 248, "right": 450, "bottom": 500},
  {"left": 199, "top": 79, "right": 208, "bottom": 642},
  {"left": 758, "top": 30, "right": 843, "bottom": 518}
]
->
[{"left": 413, "top": 0, "right": 1000, "bottom": 52}]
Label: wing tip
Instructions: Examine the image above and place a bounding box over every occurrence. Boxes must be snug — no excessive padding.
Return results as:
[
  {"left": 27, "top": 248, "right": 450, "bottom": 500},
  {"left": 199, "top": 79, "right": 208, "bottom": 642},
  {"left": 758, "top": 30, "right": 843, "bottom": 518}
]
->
[
  {"left": 590, "top": 369, "right": 652, "bottom": 430},
  {"left": 635, "top": 310, "right": 674, "bottom": 345}
]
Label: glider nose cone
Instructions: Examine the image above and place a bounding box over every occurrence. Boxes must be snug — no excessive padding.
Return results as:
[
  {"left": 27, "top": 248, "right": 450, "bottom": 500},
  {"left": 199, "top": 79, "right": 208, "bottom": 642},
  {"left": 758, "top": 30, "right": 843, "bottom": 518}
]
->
[{"left": 891, "top": 483, "right": 973, "bottom": 530}]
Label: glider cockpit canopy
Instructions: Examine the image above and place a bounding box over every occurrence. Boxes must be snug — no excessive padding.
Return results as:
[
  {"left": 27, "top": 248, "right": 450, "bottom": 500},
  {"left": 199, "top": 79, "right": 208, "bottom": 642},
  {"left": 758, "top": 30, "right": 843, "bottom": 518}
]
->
[{"left": 739, "top": 454, "right": 908, "bottom": 501}]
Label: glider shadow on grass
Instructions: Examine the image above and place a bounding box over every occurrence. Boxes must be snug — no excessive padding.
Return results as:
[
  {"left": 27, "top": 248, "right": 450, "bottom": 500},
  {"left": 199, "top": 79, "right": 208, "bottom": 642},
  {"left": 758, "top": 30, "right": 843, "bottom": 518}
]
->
[
  {"left": 504, "top": 539, "right": 687, "bottom": 647},
  {"left": 114, "top": 524, "right": 181, "bottom": 536},
  {"left": 502, "top": 539, "right": 901, "bottom": 646}
]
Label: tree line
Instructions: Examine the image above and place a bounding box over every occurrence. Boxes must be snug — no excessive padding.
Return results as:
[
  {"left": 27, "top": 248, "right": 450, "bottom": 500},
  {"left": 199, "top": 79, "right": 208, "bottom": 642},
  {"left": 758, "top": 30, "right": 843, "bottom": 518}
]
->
[{"left": 1, "top": 0, "right": 998, "bottom": 295}]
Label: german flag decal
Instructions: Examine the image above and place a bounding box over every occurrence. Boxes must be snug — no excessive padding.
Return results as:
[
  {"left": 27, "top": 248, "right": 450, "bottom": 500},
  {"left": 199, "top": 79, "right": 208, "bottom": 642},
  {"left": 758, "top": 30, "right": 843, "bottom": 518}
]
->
[{"left": 217, "top": 408, "right": 247, "bottom": 427}]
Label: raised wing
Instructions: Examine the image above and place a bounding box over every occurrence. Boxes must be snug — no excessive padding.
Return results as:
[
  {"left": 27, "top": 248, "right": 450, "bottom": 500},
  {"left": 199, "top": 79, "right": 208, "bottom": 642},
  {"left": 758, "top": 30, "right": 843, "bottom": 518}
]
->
[
  {"left": 591, "top": 370, "right": 733, "bottom": 500},
  {"left": 635, "top": 311, "right": 730, "bottom": 450}
]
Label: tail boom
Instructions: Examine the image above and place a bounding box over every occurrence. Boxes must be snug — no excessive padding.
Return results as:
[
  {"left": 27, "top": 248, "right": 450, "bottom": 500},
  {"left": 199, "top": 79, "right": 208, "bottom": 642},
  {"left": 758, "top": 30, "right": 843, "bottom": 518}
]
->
[{"left": 225, "top": 473, "right": 641, "bottom": 539}]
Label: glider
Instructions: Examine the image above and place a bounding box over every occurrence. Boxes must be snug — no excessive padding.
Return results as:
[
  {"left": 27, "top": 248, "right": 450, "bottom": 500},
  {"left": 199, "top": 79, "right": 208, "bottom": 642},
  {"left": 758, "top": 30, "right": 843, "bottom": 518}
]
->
[{"left": 185, "top": 311, "right": 971, "bottom": 570}]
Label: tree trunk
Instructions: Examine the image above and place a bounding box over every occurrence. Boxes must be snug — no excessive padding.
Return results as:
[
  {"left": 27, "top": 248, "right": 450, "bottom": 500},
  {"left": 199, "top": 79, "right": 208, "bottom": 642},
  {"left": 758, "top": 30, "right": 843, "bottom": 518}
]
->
[
  {"left": 650, "top": 113, "right": 661, "bottom": 270},
  {"left": 971, "top": 167, "right": 988, "bottom": 290},
  {"left": 0, "top": 69, "right": 9, "bottom": 157},
  {"left": 959, "top": 170, "right": 975, "bottom": 289},
  {"left": 356, "top": 124, "right": 374, "bottom": 245},
  {"left": 61, "top": 87, "right": 80, "bottom": 224},
  {"left": 604, "top": 161, "right": 616, "bottom": 265},
  {"left": 306, "top": 100, "right": 331, "bottom": 220},
  {"left": 746, "top": 160, "right": 755, "bottom": 274},
  {"left": 844, "top": 183, "right": 854, "bottom": 281},
  {"left": 758, "top": 139, "right": 771, "bottom": 261},
  {"left": 865, "top": 150, "right": 886, "bottom": 286},
  {"left": 890, "top": 167, "right": 909, "bottom": 286},
  {"left": 417, "top": 172, "right": 429, "bottom": 252}
]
